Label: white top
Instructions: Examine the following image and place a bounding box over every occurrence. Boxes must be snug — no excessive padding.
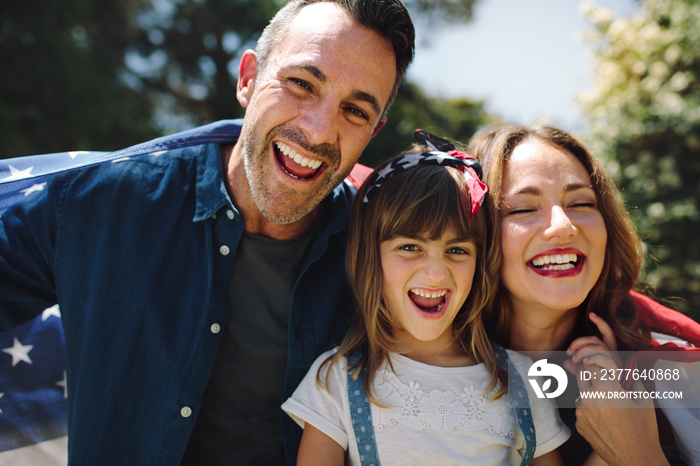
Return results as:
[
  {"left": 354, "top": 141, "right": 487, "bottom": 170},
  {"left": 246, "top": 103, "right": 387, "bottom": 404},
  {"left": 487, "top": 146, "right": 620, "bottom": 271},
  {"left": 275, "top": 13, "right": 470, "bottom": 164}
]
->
[{"left": 283, "top": 348, "right": 570, "bottom": 465}]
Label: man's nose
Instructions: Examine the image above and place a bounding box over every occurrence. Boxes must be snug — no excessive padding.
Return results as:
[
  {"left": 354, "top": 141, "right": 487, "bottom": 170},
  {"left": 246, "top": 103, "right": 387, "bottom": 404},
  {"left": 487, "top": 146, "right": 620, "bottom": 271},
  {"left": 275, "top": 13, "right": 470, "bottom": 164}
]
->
[{"left": 298, "top": 99, "right": 339, "bottom": 146}]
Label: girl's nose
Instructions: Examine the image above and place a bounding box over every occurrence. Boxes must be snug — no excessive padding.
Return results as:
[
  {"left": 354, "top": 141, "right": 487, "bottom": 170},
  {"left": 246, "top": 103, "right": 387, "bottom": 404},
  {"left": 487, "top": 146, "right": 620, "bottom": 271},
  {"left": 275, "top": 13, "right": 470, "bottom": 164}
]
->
[{"left": 422, "top": 257, "right": 449, "bottom": 283}]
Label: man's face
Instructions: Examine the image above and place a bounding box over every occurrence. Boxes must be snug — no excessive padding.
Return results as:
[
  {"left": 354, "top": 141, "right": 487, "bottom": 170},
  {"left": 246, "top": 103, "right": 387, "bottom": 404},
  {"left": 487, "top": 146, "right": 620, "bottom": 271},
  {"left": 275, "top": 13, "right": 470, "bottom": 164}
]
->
[{"left": 238, "top": 2, "right": 396, "bottom": 224}]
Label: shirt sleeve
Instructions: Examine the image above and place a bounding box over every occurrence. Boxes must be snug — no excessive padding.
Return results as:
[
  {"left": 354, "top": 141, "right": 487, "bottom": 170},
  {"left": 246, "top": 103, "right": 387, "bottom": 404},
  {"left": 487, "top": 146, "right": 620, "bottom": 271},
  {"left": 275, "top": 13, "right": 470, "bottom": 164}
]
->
[
  {"left": 0, "top": 173, "right": 65, "bottom": 330},
  {"left": 281, "top": 348, "right": 351, "bottom": 450},
  {"left": 507, "top": 350, "right": 571, "bottom": 457}
]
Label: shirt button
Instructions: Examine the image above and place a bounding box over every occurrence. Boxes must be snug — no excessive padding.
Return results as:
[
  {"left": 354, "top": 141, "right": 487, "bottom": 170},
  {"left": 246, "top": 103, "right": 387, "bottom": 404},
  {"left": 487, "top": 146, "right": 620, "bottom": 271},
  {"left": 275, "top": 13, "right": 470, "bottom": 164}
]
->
[
  {"left": 210, "top": 323, "right": 221, "bottom": 334},
  {"left": 226, "top": 209, "right": 235, "bottom": 220},
  {"left": 181, "top": 406, "right": 192, "bottom": 418},
  {"left": 219, "top": 245, "right": 230, "bottom": 256}
]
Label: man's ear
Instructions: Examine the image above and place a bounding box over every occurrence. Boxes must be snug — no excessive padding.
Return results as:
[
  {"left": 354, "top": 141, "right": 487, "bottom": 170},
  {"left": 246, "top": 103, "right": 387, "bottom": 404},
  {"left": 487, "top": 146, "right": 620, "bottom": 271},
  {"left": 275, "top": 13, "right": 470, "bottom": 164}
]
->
[
  {"left": 237, "top": 50, "right": 258, "bottom": 108},
  {"left": 370, "top": 116, "right": 387, "bottom": 139}
]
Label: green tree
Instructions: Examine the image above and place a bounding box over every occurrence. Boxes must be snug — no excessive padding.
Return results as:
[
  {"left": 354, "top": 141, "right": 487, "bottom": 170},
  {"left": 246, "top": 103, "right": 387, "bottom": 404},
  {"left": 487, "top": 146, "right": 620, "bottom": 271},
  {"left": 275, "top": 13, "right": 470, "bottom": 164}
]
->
[
  {"left": 580, "top": 0, "right": 700, "bottom": 312},
  {"left": 1, "top": 0, "right": 484, "bottom": 159},
  {"left": 0, "top": 0, "right": 158, "bottom": 157},
  {"left": 363, "top": 81, "right": 488, "bottom": 167}
]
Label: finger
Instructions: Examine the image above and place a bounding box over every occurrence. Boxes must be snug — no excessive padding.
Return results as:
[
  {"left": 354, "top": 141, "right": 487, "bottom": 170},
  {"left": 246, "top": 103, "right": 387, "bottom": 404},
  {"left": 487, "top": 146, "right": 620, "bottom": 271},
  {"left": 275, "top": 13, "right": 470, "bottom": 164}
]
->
[
  {"left": 588, "top": 312, "right": 618, "bottom": 351},
  {"left": 580, "top": 353, "right": 619, "bottom": 372},
  {"left": 568, "top": 342, "right": 613, "bottom": 365},
  {"left": 567, "top": 336, "right": 611, "bottom": 355}
]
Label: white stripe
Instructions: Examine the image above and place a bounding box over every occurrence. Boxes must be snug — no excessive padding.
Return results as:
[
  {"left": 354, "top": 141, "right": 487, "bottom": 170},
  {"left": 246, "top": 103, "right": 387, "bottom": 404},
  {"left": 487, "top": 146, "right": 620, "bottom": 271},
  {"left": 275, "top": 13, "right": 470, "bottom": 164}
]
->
[{"left": 0, "top": 436, "right": 67, "bottom": 466}]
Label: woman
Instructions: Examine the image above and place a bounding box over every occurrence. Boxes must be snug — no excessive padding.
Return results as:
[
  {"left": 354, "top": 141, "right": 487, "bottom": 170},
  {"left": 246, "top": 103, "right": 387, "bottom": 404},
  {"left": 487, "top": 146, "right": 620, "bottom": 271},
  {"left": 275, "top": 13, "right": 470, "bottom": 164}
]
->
[{"left": 469, "top": 124, "right": 700, "bottom": 466}]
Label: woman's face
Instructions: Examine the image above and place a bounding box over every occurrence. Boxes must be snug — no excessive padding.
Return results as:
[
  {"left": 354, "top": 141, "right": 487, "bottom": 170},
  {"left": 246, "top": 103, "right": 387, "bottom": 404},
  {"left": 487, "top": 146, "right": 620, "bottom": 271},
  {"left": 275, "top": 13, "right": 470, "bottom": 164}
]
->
[{"left": 499, "top": 138, "right": 607, "bottom": 317}]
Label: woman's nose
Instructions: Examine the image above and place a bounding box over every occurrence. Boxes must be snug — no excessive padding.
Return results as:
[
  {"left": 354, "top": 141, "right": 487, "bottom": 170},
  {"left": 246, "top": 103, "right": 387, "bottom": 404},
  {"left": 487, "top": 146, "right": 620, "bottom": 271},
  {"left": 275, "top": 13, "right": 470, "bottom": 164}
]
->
[{"left": 543, "top": 205, "right": 577, "bottom": 240}]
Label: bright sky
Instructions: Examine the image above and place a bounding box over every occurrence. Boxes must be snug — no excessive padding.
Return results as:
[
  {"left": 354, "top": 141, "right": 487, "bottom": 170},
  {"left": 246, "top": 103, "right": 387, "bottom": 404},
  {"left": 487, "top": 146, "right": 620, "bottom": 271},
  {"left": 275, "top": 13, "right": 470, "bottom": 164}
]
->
[{"left": 408, "top": 0, "right": 640, "bottom": 131}]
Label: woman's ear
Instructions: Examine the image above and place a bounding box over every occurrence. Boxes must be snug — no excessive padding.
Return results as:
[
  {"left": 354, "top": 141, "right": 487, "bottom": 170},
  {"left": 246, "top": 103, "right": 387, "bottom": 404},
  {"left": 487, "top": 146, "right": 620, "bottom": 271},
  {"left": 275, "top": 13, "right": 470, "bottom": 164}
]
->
[{"left": 237, "top": 50, "right": 258, "bottom": 108}]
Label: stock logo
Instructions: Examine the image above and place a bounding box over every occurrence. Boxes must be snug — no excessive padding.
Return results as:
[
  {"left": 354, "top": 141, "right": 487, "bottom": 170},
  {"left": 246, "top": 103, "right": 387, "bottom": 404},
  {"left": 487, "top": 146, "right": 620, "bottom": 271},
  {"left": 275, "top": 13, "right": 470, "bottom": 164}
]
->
[{"left": 528, "top": 359, "right": 568, "bottom": 399}]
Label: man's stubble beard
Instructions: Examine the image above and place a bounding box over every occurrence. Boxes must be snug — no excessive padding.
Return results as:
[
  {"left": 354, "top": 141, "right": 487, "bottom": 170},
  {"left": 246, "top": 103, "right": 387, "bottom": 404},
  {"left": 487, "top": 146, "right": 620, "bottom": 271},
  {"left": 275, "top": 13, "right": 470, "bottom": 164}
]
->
[{"left": 240, "top": 122, "right": 348, "bottom": 225}]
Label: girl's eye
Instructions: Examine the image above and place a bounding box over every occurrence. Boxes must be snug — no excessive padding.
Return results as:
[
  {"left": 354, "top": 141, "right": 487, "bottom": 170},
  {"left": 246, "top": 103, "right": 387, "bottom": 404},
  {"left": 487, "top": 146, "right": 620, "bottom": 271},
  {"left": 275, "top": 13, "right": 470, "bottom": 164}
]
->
[
  {"left": 398, "top": 244, "right": 419, "bottom": 252},
  {"left": 448, "top": 247, "right": 469, "bottom": 255}
]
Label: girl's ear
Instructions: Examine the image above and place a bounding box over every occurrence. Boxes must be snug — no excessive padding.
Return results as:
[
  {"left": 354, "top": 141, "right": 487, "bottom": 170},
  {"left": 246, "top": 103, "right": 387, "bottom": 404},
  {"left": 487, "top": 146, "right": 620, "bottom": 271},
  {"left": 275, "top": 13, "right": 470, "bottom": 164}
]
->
[{"left": 237, "top": 50, "right": 258, "bottom": 108}]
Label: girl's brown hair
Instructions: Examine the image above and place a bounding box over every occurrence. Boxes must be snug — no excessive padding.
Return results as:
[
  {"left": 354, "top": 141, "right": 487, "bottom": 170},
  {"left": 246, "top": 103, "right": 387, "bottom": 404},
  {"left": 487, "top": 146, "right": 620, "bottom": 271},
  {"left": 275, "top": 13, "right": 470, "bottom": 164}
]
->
[
  {"left": 320, "top": 149, "right": 506, "bottom": 402},
  {"left": 468, "top": 123, "right": 653, "bottom": 351}
]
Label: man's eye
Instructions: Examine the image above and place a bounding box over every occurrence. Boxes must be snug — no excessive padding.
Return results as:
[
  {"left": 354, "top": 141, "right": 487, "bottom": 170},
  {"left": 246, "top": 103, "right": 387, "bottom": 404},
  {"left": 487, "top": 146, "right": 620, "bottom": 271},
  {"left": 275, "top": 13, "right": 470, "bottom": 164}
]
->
[
  {"left": 346, "top": 106, "right": 369, "bottom": 120},
  {"left": 290, "top": 78, "right": 311, "bottom": 91}
]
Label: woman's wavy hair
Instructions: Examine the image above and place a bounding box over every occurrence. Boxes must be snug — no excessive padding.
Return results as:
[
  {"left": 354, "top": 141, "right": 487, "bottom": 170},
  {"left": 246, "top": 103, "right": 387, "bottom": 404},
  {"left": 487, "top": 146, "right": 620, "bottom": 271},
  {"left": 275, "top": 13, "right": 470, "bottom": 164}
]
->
[
  {"left": 320, "top": 147, "right": 507, "bottom": 403},
  {"left": 468, "top": 124, "right": 652, "bottom": 351}
]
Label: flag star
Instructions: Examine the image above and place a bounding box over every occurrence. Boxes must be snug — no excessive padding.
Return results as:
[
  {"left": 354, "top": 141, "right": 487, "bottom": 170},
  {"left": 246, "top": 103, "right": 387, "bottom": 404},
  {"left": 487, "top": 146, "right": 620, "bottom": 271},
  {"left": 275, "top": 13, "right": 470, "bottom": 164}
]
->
[
  {"left": 68, "top": 151, "right": 90, "bottom": 159},
  {"left": 423, "top": 152, "right": 450, "bottom": 164},
  {"left": 20, "top": 182, "right": 47, "bottom": 196},
  {"left": 2, "top": 338, "right": 34, "bottom": 367},
  {"left": 42, "top": 304, "right": 61, "bottom": 321},
  {"left": 374, "top": 164, "right": 395, "bottom": 182},
  {"left": 397, "top": 153, "right": 424, "bottom": 168},
  {"left": 2, "top": 165, "right": 34, "bottom": 181},
  {"left": 56, "top": 371, "right": 68, "bottom": 399}
]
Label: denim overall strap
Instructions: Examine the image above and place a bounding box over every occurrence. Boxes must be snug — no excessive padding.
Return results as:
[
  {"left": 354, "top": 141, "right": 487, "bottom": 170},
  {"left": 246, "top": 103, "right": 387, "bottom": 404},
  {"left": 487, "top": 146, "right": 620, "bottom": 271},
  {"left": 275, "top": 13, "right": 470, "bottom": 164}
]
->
[
  {"left": 346, "top": 349, "right": 381, "bottom": 466},
  {"left": 493, "top": 343, "right": 536, "bottom": 466}
]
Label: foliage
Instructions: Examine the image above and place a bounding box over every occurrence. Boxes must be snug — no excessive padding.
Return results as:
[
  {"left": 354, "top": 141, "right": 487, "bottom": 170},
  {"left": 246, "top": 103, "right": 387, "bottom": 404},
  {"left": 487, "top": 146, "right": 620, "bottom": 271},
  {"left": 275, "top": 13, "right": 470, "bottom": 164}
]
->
[
  {"left": 1, "top": 0, "right": 483, "bottom": 159},
  {"left": 0, "top": 0, "right": 159, "bottom": 156},
  {"left": 362, "top": 81, "right": 488, "bottom": 167},
  {"left": 580, "top": 0, "right": 700, "bottom": 312}
]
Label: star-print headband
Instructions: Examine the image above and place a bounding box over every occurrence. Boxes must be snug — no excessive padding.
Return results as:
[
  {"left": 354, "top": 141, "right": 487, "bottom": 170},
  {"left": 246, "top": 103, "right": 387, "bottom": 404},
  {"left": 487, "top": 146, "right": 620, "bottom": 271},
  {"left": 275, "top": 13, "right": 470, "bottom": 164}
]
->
[{"left": 362, "top": 129, "right": 488, "bottom": 218}]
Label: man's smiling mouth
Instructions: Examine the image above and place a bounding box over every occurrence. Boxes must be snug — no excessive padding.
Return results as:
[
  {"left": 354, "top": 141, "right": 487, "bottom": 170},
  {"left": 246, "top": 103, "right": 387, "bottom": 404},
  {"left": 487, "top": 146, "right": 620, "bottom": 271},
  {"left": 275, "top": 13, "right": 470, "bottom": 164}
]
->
[{"left": 274, "top": 141, "right": 323, "bottom": 180}]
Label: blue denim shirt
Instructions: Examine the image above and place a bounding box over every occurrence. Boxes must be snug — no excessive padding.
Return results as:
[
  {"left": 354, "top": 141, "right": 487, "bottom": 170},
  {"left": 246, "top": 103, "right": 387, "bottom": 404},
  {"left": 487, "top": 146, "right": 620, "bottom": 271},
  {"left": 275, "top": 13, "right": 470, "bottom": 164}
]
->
[{"left": 0, "top": 120, "right": 355, "bottom": 464}]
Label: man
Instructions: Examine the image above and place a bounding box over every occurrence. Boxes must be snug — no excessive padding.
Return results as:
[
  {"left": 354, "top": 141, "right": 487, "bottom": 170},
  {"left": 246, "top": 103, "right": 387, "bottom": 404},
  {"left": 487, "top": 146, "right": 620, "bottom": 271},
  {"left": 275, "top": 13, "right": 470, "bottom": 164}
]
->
[{"left": 0, "top": 0, "right": 414, "bottom": 464}]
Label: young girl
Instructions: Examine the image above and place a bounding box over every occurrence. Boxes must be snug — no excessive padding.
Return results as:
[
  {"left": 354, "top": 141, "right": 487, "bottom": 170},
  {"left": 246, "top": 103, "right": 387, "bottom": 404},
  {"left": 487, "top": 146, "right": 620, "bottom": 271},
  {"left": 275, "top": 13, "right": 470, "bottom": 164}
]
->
[{"left": 282, "top": 131, "right": 570, "bottom": 465}]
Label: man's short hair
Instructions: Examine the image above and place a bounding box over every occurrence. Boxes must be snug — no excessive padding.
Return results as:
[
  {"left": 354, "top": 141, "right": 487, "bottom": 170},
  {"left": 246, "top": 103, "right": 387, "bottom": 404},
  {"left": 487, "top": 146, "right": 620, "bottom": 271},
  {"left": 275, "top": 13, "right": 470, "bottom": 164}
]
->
[{"left": 255, "top": 0, "right": 415, "bottom": 114}]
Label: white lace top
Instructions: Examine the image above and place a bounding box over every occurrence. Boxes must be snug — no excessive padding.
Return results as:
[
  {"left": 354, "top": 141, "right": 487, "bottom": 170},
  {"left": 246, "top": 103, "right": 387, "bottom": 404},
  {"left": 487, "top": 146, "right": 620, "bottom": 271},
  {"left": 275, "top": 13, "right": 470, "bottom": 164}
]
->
[{"left": 282, "top": 348, "right": 569, "bottom": 465}]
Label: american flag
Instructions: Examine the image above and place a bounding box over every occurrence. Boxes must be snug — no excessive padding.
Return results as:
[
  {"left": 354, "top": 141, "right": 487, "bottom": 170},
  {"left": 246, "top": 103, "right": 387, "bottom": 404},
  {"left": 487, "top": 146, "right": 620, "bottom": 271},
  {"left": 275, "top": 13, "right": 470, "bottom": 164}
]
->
[{"left": 0, "top": 150, "right": 112, "bottom": 465}]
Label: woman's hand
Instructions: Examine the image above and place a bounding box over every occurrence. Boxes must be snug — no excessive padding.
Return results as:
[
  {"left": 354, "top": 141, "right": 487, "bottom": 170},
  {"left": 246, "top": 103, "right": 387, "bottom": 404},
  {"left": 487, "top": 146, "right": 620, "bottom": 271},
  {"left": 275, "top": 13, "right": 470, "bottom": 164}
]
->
[
  {"left": 566, "top": 312, "right": 668, "bottom": 466},
  {"left": 563, "top": 312, "right": 620, "bottom": 375}
]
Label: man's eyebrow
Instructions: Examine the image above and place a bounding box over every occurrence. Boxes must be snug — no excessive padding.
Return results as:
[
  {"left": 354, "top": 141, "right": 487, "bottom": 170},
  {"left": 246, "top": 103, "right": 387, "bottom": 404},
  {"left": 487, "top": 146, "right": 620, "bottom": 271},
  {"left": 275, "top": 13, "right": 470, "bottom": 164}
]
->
[
  {"left": 291, "top": 64, "right": 383, "bottom": 116},
  {"left": 297, "top": 64, "right": 326, "bottom": 83},
  {"left": 350, "top": 90, "right": 382, "bottom": 117}
]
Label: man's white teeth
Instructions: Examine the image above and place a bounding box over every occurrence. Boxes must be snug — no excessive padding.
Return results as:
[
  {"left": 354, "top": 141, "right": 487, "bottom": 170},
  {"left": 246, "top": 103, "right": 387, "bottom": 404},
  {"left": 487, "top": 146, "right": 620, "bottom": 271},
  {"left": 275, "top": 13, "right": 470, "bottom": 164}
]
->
[
  {"left": 531, "top": 253, "right": 579, "bottom": 270},
  {"left": 276, "top": 142, "right": 322, "bottom": 170},
  {"left": 410, "top": 289, "right": 447, "bottom": 299}
]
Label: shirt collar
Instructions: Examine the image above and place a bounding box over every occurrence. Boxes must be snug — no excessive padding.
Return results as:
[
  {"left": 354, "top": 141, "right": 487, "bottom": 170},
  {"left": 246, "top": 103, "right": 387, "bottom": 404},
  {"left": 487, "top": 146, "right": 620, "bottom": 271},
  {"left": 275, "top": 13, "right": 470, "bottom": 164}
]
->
[
  {"left": 193, "top": 141, "right": 355, "bottom": 236},
  {"left": 193, "top": 143, "right": 231, "bottom": 222}
]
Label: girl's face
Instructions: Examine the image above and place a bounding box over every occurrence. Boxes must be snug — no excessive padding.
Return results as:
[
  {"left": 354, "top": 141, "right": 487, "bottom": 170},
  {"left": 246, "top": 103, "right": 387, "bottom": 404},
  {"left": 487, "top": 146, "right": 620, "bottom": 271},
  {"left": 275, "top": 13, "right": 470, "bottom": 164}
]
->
[
  {"left": 499, "top": 138, "right": 607, "bottom": 318},
  {"left": 379, "top": 226, "right": 477, "bottom": 356}
]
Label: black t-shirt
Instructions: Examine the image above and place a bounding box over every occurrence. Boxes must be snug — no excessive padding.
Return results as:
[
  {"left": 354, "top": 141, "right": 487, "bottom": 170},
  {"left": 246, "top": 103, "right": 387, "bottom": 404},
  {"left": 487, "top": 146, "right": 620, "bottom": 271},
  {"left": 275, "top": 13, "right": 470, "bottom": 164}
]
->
[{"left": 182, "top": 218, "right": 322, "bottom": 465}]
